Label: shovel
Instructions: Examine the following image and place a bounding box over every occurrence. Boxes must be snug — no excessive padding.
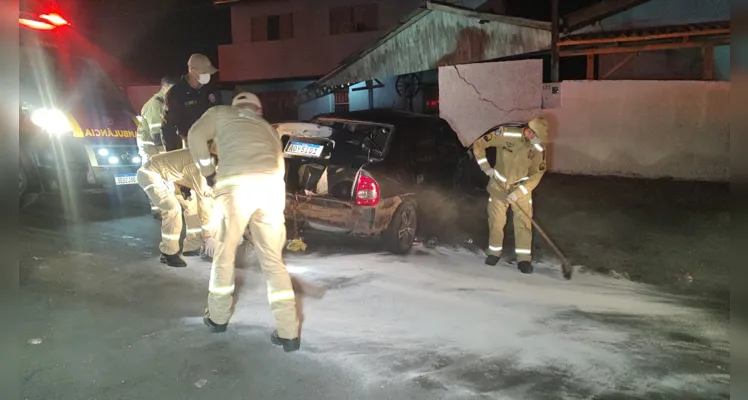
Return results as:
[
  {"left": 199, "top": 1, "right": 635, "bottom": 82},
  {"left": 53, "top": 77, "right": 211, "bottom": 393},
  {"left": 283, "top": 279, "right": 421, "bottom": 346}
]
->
[{"left": 492, "top": 178, "right": 575, "bottom": 280}]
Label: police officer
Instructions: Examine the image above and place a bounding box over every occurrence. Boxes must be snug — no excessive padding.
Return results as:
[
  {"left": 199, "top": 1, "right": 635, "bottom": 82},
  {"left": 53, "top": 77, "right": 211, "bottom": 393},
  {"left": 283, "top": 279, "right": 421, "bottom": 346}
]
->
[
  {"left": 188, "top": 92, "right": 301, "bottom": 353},
  {"left": 472, "top": 117, "right": 549, "bottom": 274},
  {"left": 162, "top": 53, "right": 222, "bottom": 151},
  {"left": 137, "top": 76, "right": 177, "bottom": 162},
  {"left": 136, "top": 149, "right": 216, "bottom": 268}
]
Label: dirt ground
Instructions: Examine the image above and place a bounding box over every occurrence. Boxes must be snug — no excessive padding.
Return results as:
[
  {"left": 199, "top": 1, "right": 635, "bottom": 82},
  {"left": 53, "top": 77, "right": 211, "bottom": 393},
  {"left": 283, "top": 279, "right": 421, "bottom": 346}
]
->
[{"left": 414, "top": 174, "right": 729, "bottom": 309}]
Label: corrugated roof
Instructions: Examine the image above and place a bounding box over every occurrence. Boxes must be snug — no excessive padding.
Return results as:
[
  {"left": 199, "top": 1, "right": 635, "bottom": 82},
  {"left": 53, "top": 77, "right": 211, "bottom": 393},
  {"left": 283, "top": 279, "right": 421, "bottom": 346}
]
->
[
  {"left": 298, "top": 1, "right": 551, "bottom": 104},
  {"left": 560, "top": 21, "right": 730, "bottom": 45}
]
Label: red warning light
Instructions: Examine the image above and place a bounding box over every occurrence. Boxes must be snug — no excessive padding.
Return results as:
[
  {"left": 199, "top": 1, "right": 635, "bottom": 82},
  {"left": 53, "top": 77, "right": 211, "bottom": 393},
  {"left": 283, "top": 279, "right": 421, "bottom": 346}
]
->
[
  {"left": 19, "top": 18, "right": 56, "bottom": 30},
  {"left": 40, "top": 13, "right": 69, "bottom": 26}
]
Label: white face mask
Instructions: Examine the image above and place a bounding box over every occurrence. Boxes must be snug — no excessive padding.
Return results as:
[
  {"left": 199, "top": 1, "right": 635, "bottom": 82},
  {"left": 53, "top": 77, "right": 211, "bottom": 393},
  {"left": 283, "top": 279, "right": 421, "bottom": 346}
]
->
[{"left": 197, "top": 73, "right": 211, "bottom": 85}]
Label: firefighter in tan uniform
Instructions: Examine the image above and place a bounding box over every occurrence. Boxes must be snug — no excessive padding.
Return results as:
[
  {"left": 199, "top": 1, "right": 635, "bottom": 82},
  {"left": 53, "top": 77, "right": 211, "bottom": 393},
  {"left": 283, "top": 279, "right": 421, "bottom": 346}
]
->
[
  {"left": 137, "top": 76, "right": 177, "bottom": 162},
  {"left": 472, "top": 117, "right": 549, "bottom": 274},
  {"left": 188, "top": 92, "right": 301, "bottom": 352},
  {"left": 136, "top": 149, "right": 215, "bottom": 268}
]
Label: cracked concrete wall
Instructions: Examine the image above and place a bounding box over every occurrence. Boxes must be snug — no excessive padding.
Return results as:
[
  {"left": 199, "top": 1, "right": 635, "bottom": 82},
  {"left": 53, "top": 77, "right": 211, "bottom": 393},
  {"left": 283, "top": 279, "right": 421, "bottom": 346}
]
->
[
  {"left": 541, "top": 80, "right": 730, "bottom": 182},
  {"left": 438, "top": 59, "right": 543, "bottom": 146}
]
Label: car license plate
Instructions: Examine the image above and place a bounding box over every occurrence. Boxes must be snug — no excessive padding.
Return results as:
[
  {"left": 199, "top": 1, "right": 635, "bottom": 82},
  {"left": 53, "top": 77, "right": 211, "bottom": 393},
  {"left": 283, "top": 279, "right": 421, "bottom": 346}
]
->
[
  {"left": 114, "top": 173, "right": 137, "bottom": 185},
  {"left": 285, "top": 141, "right": 323, "bottom": 158}
]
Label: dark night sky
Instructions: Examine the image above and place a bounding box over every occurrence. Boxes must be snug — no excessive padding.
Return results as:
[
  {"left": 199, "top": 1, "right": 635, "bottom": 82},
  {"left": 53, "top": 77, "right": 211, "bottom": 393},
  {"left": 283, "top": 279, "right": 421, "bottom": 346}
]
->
[{"left": 25, "top": 0, "right": 599, "bottom": 84}]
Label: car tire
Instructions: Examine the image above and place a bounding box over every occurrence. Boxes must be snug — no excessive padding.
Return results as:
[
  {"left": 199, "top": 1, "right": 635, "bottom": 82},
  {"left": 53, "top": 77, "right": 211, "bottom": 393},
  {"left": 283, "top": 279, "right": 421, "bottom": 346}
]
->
[{"left": 382, "top": 201, "right": 417, "bottom": 254}]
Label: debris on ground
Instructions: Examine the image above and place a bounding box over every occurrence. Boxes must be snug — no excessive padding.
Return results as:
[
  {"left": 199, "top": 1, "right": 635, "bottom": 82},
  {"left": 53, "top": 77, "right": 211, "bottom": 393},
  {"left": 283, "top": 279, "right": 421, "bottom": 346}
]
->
[
  {"left": 286, "top": 238, "right": 307, "bottom": 252},
  {"left": 194, "top": 379, "right": 208, "bottom": 388},
  {"left": 608, "top": 270, "right": 631, "bottom": 280},
  {"left": 27, "top": 338, "right": 42, "bottom": 345}
]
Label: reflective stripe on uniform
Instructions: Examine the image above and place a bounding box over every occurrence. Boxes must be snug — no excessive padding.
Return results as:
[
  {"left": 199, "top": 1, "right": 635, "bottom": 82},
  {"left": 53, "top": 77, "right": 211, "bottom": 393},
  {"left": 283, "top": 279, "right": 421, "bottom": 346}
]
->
[
  {"left": 516, "top": 177, "right": 530, "bottom": 183},
  {"left": 186, "top": 228, "right": 202, "bottom": 234},
  {"left": 494, "top": 171, "right": 507, "bottom": 183},
  {"left": 516, "top": 249, "right": 532, "bottom": 254},
  {"left": 503, "top": 131, "right": 523, "bottom": 137},
  {"left": 149, "top": 123, "right": 162, "bottom": 129},
  {"left": 162, "top": 233, "right": 180, "bottom": 240},
  {"left": 534, "top": 143, "right": 544, "bottom": 152},
  {"left": 476, "top": 157, "right": 489, "bottom": 165},
  {"left": 489, "top": 245, "right": 503, "bottom": 252},
  {"left": 268, "top": 290, "right": 296, "bottom": 303},
  {"left": 519, "top": 185, "right": 529, "bottom": 195},
  {"left": 199, "top": 158, "right": 212, "bottom": 167},
  {"left": 140, "top": 141, "right": 156, "bottom": 146},
  {"left": 209, "top": 284, "right": 235, "bottom": 295}
]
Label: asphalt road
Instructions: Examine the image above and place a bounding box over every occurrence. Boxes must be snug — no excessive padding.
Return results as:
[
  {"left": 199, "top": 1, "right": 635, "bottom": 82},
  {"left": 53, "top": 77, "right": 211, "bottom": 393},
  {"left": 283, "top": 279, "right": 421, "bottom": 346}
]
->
[{"left": 19, "top": 189, "right": 730, "bottom": 399}]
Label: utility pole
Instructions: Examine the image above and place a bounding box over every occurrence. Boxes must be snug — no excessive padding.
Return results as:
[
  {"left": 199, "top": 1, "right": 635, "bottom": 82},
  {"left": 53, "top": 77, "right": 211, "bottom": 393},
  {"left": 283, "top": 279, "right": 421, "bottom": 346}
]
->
[{"left": 551, "top": 0, "right": 560, "bottom": 82}]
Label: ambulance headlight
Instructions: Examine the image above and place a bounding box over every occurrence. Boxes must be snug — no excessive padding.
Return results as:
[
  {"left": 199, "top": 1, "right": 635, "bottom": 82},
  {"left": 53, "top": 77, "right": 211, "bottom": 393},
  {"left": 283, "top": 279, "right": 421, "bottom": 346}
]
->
[
  {"left": 108, "top": 156, "right": 119, "bottom": 164},
  {"left": 30, "top": 108, "right": 72, "bottom": 135},
  {"left": 98, "top": 148, "right": 109, "bottom": 156},
  {"left": 131, "top": 156, "right": 142, "bottom": 164}
]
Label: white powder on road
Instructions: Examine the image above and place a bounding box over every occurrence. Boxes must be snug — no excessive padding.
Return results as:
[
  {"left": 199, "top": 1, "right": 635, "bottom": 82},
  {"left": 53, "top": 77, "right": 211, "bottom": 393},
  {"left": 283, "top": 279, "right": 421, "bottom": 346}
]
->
[{"left": 201, "top": 246, "right": 730, "bottom": 399}]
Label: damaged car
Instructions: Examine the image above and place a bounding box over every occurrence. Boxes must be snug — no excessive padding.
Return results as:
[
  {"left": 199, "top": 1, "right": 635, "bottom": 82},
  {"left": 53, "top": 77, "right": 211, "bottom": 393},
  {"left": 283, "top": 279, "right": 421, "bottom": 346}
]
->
[{"left": 275, "top": 109, "right": 471, "bottom": 254}]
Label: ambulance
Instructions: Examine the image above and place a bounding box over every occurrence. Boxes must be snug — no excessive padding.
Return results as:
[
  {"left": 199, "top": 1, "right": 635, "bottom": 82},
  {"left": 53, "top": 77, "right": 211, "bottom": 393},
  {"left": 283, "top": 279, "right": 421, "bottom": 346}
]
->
[{"left": 19, "top": 9, "right": 142, "bottom": 208}]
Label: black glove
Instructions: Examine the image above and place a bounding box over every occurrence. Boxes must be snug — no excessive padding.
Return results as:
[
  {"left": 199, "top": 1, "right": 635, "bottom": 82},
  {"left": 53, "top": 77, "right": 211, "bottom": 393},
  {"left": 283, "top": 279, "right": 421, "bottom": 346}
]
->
[
  {"left": 206, "top": 173, "right": 216, "bottom": 188},
  {"left": 179, "top": 186, "right": 192, "bottom": 200}
]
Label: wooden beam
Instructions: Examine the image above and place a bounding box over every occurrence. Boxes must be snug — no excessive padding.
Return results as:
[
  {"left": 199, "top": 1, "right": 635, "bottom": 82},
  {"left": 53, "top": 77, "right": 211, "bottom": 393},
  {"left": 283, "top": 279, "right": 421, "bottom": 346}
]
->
[
  {"left": 586, "top": 54, "right": 595, "bottom": 80},
  {"left": 558, "top": 27, "right": 731, "bottom": 47},
  {"left": 703, "top": 45, "right": 715, "bottom": 80},
  {"left": 559, "top": 38, "right": 730, "bottom": 57},
  {"left": 601, "top": 52, "right": 637, "bottom": 79},
  {"left": 551, "top": 0, "right": 560, "bottom": 82},
  {"left": 562, "top": 0, "right": 651, "bottom": 32}
]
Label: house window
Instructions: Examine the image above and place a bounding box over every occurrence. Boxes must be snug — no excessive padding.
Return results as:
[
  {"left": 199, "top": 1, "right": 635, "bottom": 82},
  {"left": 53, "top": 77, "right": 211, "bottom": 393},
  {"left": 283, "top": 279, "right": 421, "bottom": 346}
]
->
[
  {"left": 333, "top": 90, "right": 349, "bottom": 113},
  {"left": 252, "top": 13, "right": 293, "bottom": 42},
  {"left": 329, "top": 4, "right": 378, "bottom": 35}
]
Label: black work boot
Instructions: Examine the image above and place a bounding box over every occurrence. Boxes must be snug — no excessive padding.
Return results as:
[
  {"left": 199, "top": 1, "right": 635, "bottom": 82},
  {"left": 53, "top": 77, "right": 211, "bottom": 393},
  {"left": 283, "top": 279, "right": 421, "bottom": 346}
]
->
[
  {"left": 485, "top": 255, "right": 499, "bottom": 266},
  {"left": 160, "top": 253, "right": 187, "bottom": 268},
  {"left": 270, "top": 330, "right": 301, "bottom": 353},
  {"left": 203, "top": 310, "right": 228, "bottom": 333},
  {"left": 518, "top": 261, "right": 534, "bottom": 274}
]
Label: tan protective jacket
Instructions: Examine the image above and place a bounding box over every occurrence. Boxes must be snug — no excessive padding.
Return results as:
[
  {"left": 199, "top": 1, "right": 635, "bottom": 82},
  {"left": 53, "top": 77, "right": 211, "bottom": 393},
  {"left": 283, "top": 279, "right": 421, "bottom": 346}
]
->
[
  {"left": 472, "top": 125, "right": 547, "bottom": 199},
  {"left": 138, "top": 91, "right": 167, "bottom": 145},
  {"left": 187, "top": 105, "right": 284, "bottom": 192},
  {"left": 145, "top": 149, "right": 213, "bottom": 235}
]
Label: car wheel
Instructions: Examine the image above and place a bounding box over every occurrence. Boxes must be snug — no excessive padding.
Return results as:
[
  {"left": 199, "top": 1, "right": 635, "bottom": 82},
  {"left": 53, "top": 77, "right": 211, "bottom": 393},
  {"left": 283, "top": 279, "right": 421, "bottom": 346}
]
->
[{"left": 383, "top": 201, "right": 417, "bottom": 254}]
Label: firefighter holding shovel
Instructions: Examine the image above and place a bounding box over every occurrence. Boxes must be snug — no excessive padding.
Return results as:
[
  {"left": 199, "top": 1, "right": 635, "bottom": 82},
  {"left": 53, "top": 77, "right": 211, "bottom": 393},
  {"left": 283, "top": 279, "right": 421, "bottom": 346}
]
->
[{"left": 472, "top": 117, "right": 549, "bottom": 274}]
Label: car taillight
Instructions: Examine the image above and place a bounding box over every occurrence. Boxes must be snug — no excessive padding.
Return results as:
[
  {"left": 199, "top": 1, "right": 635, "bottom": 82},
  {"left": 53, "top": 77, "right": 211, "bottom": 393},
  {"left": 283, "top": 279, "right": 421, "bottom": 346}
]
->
[{"left": 355, "top": 173, "right": 380, "bottom": 206}]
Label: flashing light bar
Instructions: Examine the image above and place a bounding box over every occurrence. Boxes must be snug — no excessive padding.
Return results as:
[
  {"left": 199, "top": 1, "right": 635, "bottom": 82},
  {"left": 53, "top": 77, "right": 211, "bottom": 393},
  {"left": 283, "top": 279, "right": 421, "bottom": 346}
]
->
[
  {"left": 19, "top": 18, "right": 56, "bottom": 30},
  {"left": 40, "top": 13, "right": 69, "bottom": 26},
  {"left": 19, "top": 12, "right": 70, "bottom": 31}
]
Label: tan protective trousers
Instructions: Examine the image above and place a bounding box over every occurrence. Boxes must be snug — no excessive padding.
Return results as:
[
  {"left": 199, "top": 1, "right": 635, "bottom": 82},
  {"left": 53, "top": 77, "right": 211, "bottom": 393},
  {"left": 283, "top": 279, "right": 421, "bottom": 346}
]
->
[
  {"left": 486, "top": 194, "right": 534, "bottom": 262},
  {"left": 179, "top": 195, "right": 204, "bottom": 253},
  {"left": 207, "top": 176, "right": 299, "bottom": 339},
  {"left": 137, "top": 140, "right": 165, "bottom": 213},
  {"left": 136, "top": 168, "right": 204, "bottom": 255}
]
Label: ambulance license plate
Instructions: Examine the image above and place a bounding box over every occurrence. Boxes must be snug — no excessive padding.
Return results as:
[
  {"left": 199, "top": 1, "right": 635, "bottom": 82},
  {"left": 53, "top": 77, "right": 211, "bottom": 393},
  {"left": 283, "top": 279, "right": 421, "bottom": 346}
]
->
[
  {"left": 285, "top": 141, "right": 323, "bottom": 158},
  {"left": 114, "top": 173, "right": 137, "bottom": 185}
]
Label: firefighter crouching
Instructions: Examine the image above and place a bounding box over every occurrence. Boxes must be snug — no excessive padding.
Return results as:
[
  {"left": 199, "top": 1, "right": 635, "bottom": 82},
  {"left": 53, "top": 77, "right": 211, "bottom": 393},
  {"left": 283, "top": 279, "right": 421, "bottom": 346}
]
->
[
  {"left": 136, "top": 149, "right": 215, "bottom": 268},
  {"left": 188, "top": 92, "right": 301, "bottom": 353},
  {"left": 472, "top": 117, "right": 549, "bottom": 274}
]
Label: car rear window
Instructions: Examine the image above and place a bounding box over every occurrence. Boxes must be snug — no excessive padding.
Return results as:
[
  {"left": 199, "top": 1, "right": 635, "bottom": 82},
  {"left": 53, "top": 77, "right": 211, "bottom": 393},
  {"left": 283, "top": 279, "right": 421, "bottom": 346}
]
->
[{"left": 314, "top": 118, "right": 393, "bottom": 158}]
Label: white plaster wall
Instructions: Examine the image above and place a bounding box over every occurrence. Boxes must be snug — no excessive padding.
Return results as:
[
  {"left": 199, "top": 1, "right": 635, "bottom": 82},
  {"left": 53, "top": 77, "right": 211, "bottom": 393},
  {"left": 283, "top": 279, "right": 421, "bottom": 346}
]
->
[
  {"left": 542, "top": 80, "right": 730, "bottom": 182},
  {"left": 438, "top": 59, "right": 543, "bottom": 146}
]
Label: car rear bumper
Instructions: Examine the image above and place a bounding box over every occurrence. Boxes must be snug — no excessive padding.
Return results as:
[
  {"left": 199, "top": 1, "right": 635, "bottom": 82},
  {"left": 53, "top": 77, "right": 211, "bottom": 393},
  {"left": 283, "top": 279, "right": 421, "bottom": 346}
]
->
[{"left": 285, "top": 194, "right": 404, "bottom": 236}]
